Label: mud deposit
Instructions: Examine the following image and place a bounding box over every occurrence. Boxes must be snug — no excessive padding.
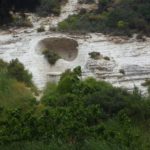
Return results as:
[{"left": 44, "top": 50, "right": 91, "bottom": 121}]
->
[{"left": 37, "top": 38, "right": 78, "bottom": 61}]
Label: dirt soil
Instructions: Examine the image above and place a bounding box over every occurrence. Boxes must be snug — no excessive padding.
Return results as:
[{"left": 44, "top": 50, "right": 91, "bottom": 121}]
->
[{"left": 38, "top": 37, "right": 78, "bottom": 61}]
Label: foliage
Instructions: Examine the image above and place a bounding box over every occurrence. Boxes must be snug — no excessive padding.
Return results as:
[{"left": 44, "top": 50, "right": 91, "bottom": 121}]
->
[
  {"left": 0, "top": 0, "right": 67, "bottom": 25},
  {"left": 0, "top": 65, "right": 150, "bottom": 149},
  {"left": 79, "top": 0, "right": 95, "bottom": 4},
  {"left": 0, "top": 59, "right": 36, "bottom": 114},
  {"left": 103, "top": 56, "right": 110, "bottom": 61},
  {"left": 11, "top": 15, "right": 33, "bottom": 27},
  {"left": 58, "top": 0, "right": 150, "bottom": 36},
  {"left": 43, "top": 49, "right": 61, "bottom": 65},
  {"left": 7, "top": 59, "right": 33, "bottom": 87},
  {"left": 37, "top": 26, "right": 45, "bottom": 32},
  {"left": 89, "top": 52, "right": 101, "bottom": 60},
  {"left": 119, "top": 69, "right": 125, "bottom": 75},
  {"left": 0, "top": 74, "right": 35, "bottom": 110},
  {"left": 37, "top": 0, "right": 61, "bottom": 16},
  {"left": 0, "top": 58, "right": 36, "bottom": 92},
  {"left": 141, "top": 79, "right": 150, "bottom": 87}
]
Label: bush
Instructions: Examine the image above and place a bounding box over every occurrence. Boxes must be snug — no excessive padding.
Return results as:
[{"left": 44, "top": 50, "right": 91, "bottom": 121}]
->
[
  {"left": 37, "top": 0, "right": 61, "bottom": 16},
  {"left": 0, "top": 59, "right": 8, "bottom": 72},
  {"left": 104, "top": 56, "right": 110, "bottom": 61},
  {"left": 7, "top": 59, "right": 33, "bottom": 86},
  {"left": 0, "top": 75, "right": 35, "bottom": 110},
  {"left": 141, "top": 79, "right": 150, "bottom": 87},
  {"left": 119, "top": 69, "right": 125, "bottom": 75},
  {"left": 89, "top": 52, "right": 101, "bottom": 60},
  {"left": 37, "top": 26, "right": 45, "bottom": 32},
  {"left": 0, "top": 0, "right": 67, "bottom": 25},
  {"left": 117, "top": 20, "right": 128, "bottom": 29},
  {"left": 12, "top": 14, "right": 33, "bottom": 27},
  {"left": 58, "top": 0, "right": 150, "bottom": 36},
  {"left": 43, "top": 49, "right": 61, "bottom": 65},
  {"left": 0, "top": 65, "right": 150, "bottom": 149},
  {"left": 0, "top": 59, "right": 36, "bottom": 110}
]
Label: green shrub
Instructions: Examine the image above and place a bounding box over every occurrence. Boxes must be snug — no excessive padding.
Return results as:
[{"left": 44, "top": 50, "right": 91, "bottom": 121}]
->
[
  {"left": 0, "top": 59, "right": 8, "bottom": 72},
  {"left": 0, "top": 59, "right": 36, "bottom": 111},
  {"left": 37, "top": 0, "right": 61, "bottom": 16},
  {"left": 117, "top": 20, "right": 128, "bottom": 29},
  {"left": 7, "top": 59, "right": 33, "bottom": 87},
  {"left": 43, "top": 49, "right": 61, "bottom": 65},
  {"left": 141, "top": 79, "right": 150, "bottom": 87},
  {"left": 0, "top": 75, "right": 35, "bottom": 110},
  {"left": 119, "top": 69, "right": 125, "bottom": 75},
  {"left": 0, "top": 65, "right": 150, "bottom": 148},
  {"left": 37, "top": 26, "right": 45, "bottom": 32},
  {"left": 58, "top": 0, "right": 150, "bottom": 36},
  {"left": 12, "top": 15, "right": 33, "bottom": 27},
  {"left": 89, "top": 52, "right": 101, "bottom": 60},
  {"left": 104, "top": 56, "right": 110, "bottom": 61}
]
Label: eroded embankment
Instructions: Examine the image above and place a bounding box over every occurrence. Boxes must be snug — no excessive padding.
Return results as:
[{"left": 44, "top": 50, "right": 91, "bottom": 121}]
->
[{"left": 37, "top": 37, "right": 78, "bottom": 61}]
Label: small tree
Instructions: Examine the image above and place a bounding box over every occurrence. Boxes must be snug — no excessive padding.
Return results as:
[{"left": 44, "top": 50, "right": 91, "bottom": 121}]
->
[{"left": 117, "top": 20, "right": 128, "bottom": 29}]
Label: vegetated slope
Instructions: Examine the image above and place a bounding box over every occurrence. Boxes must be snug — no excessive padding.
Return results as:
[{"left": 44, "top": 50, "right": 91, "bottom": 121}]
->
[
  {"left": 0, "top": 59, "right": 36, "bottom": 110},
  {"left": 0, "top": 67, "right": 150, "bottom": 149},
  {"left": 0, "top": 1, "right": 150, "bottom": 149},
  {"left": 59, "top": 0, "right": 150, "bottom": 36},
  {"left": 0, "top": 0, "right": 67, "bottom": 25}
]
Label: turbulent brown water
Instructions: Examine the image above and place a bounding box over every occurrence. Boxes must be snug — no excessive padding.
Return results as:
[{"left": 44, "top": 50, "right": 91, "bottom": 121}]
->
[{"left": 0, "top": 0, "right": 150, "bottom": 94}]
